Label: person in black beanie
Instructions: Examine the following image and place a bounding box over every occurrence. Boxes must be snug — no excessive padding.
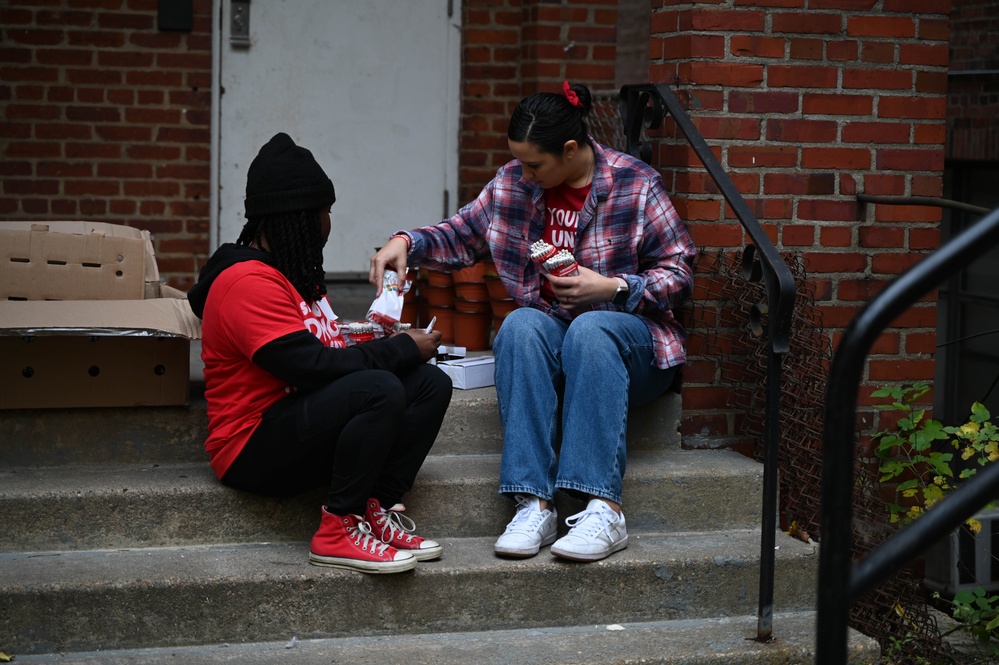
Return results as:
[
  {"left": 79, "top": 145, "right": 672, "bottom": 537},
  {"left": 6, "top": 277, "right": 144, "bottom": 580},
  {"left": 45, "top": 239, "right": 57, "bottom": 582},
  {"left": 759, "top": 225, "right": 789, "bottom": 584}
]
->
[{"left": 188, "top": 132, "right": 452, "bottom": 574}]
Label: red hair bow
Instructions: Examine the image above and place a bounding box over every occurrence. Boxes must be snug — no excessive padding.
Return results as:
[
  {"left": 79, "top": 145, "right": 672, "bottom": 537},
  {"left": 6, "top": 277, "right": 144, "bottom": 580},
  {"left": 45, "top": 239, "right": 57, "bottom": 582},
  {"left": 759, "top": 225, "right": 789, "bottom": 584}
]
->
[{"left": 562, "top": 80, "right": 582, "bottom": 108}]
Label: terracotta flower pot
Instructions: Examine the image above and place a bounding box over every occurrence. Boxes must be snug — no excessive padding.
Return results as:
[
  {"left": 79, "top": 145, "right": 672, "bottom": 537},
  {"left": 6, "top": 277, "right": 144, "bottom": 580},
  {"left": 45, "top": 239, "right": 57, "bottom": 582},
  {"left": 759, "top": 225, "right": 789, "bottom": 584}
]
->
[
  {"left": 484, "top": 275, "right": 510, "bottom": 300},
  {"left": 490, "top": 298, "right": 517, "bottom": 319},
  {"left": 454, "top": 282, "right": 489, "bottom": 302},
  {"left": 427, "top": 269, "right": 453, "bottom": 287},
  {"left": 453, "top": 310, "right": 491, "bottom": 351},
  {"left": 455, "top": 297, "right": 490, "bottom": 314},
  {"left": 452, "top": 262, "right": 487, "bottom": 284},
  {"left": 424, "top": 284, "right": 455, "bottom": 307},
  {"left": 428, "top": 305, "right": 454, "bottom": 344}
]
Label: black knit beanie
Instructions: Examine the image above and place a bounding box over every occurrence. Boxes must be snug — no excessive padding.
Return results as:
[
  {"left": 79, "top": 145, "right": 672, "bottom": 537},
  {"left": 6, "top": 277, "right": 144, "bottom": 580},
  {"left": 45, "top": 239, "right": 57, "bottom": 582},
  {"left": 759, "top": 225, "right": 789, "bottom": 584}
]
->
[{"left": 244, "top": 132, "right": 336, "bottom": 218}]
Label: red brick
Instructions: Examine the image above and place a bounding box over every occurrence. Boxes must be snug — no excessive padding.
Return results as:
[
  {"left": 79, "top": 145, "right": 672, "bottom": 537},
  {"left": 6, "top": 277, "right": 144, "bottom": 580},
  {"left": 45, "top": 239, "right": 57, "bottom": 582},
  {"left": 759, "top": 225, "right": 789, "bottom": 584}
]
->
[
  {"left": 730, "top": 35, "right": 785, "bottom": 58},
  {"left": 801, "top": 147, "right": 872, "bottom": 169},
  {"left": 694, "top": 117, "right": 761, "bottom": 140},
  {"left": 908, "top": 227, "right": 940, "bottom": 251},
  {"left": 764, "top": 173, "right": 835, "bottom": 195},
  {"left": 772, "top": 12, "right": 843, "bottom": 34},
  {"left": 727, "top": 90, "right": 798, "bottom": 114},
  {"left": 674, "top": 198, "right": 723, "bottom": 221},
  {"left": 681, "top": 8, "right": 766, "bottom": 32},
  {"left": 688, "top": 223, "right": 745, "bottom": 247},
  {"left": 873, "top": 205, "right": 942, "bottom": 224},
  {"left": 838, "top": 278, "right": 892, "bottom": 301},
  {"left": 914, "top": 123, "right": 946, "bottom": 146},
  {"left": 803, "top": 252, "right": 868, "bottom": 274},
  {"left": 810, "top": 0, "right": 877, "bottom": 8},
  {"left": 911, "top": 176, "right": 943, "bottom": 197},
  {"left": 868, "top": 359, "right": 936, "bottom": 383},
  {"left": 915, "top": 70, "right": 948, "bottom": 94},
  {"left": 768, "top": 65, "right": 838, "bottom": 88},
  {"left": 879, "top": 96, "right": 946, "bottom": 120},
  {"left": 680, "top": 61, "right": 764, "bottom": 87},
  {"left": 767, "top": 118, "right": 837, "bottom": 142},
  {"left": 843, "top": 68, "right": 912, "bottom": 90},
  {"left": 875, "top": 148, "right": 944, "bottom": 172},
  {"left": 858, "top": 226, "right": 905, "bottom": 248},
  {"left": 802, "top": 93, "right": 872, "bottom": 116},
  {"left": 863, "top": 174, "right": 906, "bottom": 196},
  {"left": 842, "top": 122, "right": 911, "bottom": 145},
  {"left": 904, "top": 332, "right": 937, "bottom": 355},
  {"left": 820, "top": 226, "right": 853, "bottom": 247},
  {"left": 847, "top": 16, "right": 916, "bottom": 39},
  {"left": 727, "top": 145, "right": 798, "bottom": 168},
  {"left": 898, "top": 43, "right": 948, "bottom": 67},
  {"left": 782, "top": 224, "right": 815, "bottom": 246},
  {"left": 860, "top": 41, "right": 895, "bottom": 64},
  {"left": 871, "top": 252, "right": 927, "bottom": 274},
  {"left": 798, "top": 199, "right": 860, "bottom": 222},
  {"left": 827, "top": 40, "right": 860, "bottom": 61}
]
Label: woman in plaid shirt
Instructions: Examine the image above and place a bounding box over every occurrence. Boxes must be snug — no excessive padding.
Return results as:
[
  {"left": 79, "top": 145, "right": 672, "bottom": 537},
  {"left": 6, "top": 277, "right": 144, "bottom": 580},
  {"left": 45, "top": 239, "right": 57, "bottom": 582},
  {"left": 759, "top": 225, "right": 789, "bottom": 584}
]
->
[{"left": 371, "top": 82, "right": 696, "bottom": 563}]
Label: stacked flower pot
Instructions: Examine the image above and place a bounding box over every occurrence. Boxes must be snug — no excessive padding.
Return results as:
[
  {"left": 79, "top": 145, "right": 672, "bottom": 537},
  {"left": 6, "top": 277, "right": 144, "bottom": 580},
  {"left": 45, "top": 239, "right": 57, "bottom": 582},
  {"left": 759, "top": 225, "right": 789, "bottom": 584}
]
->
[{"left": 420, "top": 261, "right": 515, "bottom": 351}]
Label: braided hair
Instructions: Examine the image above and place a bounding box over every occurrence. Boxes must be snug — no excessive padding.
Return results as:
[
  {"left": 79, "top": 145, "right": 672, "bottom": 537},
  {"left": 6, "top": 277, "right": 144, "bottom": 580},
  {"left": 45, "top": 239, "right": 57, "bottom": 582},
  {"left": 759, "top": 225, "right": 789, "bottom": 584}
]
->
[
  {"left": 237, "top": 209, "right": 328, "bottom": 303},
  {"left": 507, "top": 83, "right": 593, "bottom": 156}
]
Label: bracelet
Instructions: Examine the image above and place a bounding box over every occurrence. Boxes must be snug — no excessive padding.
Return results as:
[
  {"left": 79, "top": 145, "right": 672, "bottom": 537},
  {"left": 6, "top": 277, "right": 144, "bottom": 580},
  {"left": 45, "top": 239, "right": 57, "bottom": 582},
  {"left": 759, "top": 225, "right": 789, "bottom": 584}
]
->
[{"left": 392, "top": 233, "right": 411, "bottom": 251}]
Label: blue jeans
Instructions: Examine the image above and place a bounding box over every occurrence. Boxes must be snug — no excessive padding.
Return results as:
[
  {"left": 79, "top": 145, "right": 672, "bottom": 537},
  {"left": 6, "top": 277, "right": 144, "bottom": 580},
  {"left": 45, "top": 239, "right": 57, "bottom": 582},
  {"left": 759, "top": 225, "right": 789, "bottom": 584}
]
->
[{"left": 493, "top": 308, "right": 679, "bottom": 505}]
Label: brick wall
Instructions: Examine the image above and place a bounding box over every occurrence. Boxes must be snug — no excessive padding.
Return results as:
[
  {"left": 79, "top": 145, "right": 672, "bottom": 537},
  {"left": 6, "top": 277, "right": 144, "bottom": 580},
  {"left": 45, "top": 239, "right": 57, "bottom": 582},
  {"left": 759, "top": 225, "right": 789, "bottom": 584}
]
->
[
  {"left": 459, "top": 0, "right": 620, "bottom": 205},
  {"left": 947, "top": 0, "right": 999, "bottom": 161},
  {"left": 647, "top": 2, "right": 952, "bottom": 442},
  {"left": 0, "top": 0, "right": 212, "bottom": 291}
]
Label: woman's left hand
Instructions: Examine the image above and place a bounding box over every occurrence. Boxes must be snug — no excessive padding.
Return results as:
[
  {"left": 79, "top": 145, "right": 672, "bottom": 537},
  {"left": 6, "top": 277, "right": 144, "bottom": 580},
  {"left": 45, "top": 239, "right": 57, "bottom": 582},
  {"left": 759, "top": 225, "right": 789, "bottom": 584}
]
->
[{"left": 545, "top": 265, "right": 619, "bottom": 310}]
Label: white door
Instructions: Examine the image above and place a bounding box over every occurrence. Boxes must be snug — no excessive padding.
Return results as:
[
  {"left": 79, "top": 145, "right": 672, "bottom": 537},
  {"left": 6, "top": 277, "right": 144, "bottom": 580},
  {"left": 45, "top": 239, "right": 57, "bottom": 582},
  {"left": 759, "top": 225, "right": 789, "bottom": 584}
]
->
[{"left": 213, "top": 0, "right": 461, "bottom": 275}]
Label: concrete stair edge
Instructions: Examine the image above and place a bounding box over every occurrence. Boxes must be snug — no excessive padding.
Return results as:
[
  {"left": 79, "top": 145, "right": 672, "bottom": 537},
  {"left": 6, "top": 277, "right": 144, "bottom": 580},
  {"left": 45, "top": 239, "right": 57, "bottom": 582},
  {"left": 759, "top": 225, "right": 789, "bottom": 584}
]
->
[
  {"left": 0, "top": 388, "right": 683, "bottom": 466},
  {"left": 0, "top": 532, "right": 821, "bottom": 656},
  {"left": 0, "top": 450, "right": 765, "bottom": 551},
  {"left": 8, "top": 612, "right": 880, "bottom": 665}
]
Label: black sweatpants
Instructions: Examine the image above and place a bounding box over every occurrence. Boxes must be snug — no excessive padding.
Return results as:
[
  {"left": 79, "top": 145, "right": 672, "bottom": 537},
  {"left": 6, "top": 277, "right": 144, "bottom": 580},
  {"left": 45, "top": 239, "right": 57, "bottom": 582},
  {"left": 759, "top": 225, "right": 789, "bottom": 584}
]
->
[{"left": 221, "top": 364, "right": 452, "bottom": 516}]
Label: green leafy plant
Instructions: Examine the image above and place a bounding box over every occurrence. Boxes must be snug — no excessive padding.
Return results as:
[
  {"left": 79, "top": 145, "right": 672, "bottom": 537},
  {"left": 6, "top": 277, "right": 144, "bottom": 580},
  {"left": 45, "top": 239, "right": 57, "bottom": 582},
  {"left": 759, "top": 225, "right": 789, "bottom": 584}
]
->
[{"left": 871, "top": 382, "right": 999, "bottom": 661}]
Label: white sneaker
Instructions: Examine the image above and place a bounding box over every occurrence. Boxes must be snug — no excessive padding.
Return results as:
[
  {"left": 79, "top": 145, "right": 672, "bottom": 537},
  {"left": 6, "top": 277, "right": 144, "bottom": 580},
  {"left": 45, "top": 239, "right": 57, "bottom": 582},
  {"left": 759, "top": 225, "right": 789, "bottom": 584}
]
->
[
  {"left": 494, "top": 494, "right": 558, "bottom": 558},
  {"left": 551, "top": 498, "right": 628, "bottom": 562}
]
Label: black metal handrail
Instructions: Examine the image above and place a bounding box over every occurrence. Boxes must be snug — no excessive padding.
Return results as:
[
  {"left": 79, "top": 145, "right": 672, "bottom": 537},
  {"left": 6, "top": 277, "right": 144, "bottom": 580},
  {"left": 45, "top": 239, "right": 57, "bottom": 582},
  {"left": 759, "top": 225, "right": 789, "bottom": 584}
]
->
[
  {"left": 619, "top": 83, "right": 797, "bottom": 642},
  {"left": 817, "top": 206, "right": 999, "bottom": 663}
]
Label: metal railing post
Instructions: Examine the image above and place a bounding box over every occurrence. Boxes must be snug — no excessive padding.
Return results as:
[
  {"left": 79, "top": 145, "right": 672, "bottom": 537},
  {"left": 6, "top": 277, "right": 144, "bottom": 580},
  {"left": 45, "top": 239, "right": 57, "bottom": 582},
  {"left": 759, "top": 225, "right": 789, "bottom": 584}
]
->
[
  {"left": 619, "top": 83, "right": 796, "bottom": 642},
  {"left": 817, "top": 207, "right": 999, "bottom": 664}
]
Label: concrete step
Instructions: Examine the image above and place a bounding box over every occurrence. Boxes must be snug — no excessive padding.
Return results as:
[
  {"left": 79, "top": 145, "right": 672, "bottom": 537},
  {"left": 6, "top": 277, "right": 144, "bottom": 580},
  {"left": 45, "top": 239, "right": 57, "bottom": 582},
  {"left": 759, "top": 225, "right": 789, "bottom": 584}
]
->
[
  {"left": 8, "top": 611, "right": 880, "bottom": 664},
  {"left": 0, "top": 530, "right": 820, "bottom": 656},
  {"left": 0, "top": 449, "right": 763, "bottom": 552},
  {"left": 0, "top": 387, "right": 682, "bottom": 467}
]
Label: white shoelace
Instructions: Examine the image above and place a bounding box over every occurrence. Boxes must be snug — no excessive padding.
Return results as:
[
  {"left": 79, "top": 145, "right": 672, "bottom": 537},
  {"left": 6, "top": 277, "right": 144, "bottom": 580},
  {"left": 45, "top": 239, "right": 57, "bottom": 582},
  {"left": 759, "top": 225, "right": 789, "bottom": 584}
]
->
[
  {"left": 373, "top": 508, "right": 417, "bottom": 544},
  {"left": 349, "top": 518, "right": 391, "bottom": 555},
  {"left": 564, "top": 506, "right": 618, "bottom": 541},
  {"left": 504, "top": 495, "right": 547, "bottom": 534}
]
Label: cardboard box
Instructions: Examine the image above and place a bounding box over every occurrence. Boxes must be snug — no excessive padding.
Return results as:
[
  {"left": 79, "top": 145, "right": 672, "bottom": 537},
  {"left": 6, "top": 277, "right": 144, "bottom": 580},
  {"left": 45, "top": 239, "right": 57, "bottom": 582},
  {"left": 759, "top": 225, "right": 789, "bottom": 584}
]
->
[
  {"left": 0, "top": 222, "right": 202, "bottom": 409},
  {"left": 438, "top": 355, "right": 495, "bottom": 390}
]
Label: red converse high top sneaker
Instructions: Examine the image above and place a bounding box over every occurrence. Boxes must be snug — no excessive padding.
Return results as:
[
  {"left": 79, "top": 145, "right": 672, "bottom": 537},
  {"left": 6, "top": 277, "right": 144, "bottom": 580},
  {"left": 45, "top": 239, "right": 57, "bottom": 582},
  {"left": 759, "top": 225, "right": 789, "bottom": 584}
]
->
[
  {"left": 365, "top": 498, "right": 443, "bottom": 561},
  {"left": 309, "top": 508, "right": 417, "bottom": 573}
]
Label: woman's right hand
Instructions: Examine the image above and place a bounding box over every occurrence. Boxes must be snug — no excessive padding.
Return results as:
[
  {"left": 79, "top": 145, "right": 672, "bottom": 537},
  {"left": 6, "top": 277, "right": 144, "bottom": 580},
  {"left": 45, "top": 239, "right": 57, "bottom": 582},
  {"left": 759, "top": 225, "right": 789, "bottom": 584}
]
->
[
  {"left": 370, "top": 236, "right": 410, "bottom": 296},
  {"left": 398, "top": 329, "right": 442, "bottom": 362}
]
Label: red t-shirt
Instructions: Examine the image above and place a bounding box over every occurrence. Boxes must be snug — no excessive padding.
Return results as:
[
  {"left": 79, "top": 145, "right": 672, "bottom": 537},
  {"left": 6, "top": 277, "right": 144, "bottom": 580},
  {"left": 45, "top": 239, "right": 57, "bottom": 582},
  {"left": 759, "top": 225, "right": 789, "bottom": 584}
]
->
[
  {"left": 200, "top": 260, "right": 347, "bottom": 478},
  {"left": 540, "top": 181, "right": 590, "bottom": 301}
]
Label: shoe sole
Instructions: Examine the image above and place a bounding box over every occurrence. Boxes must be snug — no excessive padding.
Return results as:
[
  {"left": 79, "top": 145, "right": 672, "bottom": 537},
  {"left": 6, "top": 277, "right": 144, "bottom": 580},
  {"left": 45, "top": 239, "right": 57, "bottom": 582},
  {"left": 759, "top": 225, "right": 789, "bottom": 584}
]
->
[
  {"left": 494, "top": 531, "right": 558, "bottom": 558},
  {"left": 409, "top": 544, "right": 444, "bottom": 561},
  {"left": 551, "top": 536, "right": 628, "bottom": 562},
  {"left": 308, "top": 552, "right": 418, "bottom": 574}
]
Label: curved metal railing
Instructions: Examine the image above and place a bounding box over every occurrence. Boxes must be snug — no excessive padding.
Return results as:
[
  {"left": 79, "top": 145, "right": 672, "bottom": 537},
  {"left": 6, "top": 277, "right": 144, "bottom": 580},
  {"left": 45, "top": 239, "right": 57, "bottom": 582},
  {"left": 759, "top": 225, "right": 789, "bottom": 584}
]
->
[
  {"left": 619, "top": 83, "right": 797, "bottom": 641},
  {"left": 817, "top": 206, "right": 999, "bottom": 663}
]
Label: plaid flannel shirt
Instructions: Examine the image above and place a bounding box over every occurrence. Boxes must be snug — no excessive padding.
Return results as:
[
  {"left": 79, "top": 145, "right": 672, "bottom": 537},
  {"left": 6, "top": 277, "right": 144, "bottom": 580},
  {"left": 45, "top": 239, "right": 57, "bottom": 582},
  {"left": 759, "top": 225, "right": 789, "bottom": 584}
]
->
[{"left": 401, "top": 141, "right": 696, "bottom": 369}]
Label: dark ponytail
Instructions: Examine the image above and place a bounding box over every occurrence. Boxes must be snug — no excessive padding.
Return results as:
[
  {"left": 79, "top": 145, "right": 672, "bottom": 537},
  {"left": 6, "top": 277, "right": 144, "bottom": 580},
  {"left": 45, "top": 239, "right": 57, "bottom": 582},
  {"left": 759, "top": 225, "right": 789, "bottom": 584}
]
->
[{"left": 507, "top": 83, "right": 592, "bottom": 156}]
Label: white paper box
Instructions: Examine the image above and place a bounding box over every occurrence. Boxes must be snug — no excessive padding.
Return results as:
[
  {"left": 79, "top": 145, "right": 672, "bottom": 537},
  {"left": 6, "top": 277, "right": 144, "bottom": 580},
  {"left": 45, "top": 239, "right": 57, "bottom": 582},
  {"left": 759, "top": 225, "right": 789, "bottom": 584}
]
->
[{"left": 439, "top": 355, "right": 495, "bottom": 389}]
